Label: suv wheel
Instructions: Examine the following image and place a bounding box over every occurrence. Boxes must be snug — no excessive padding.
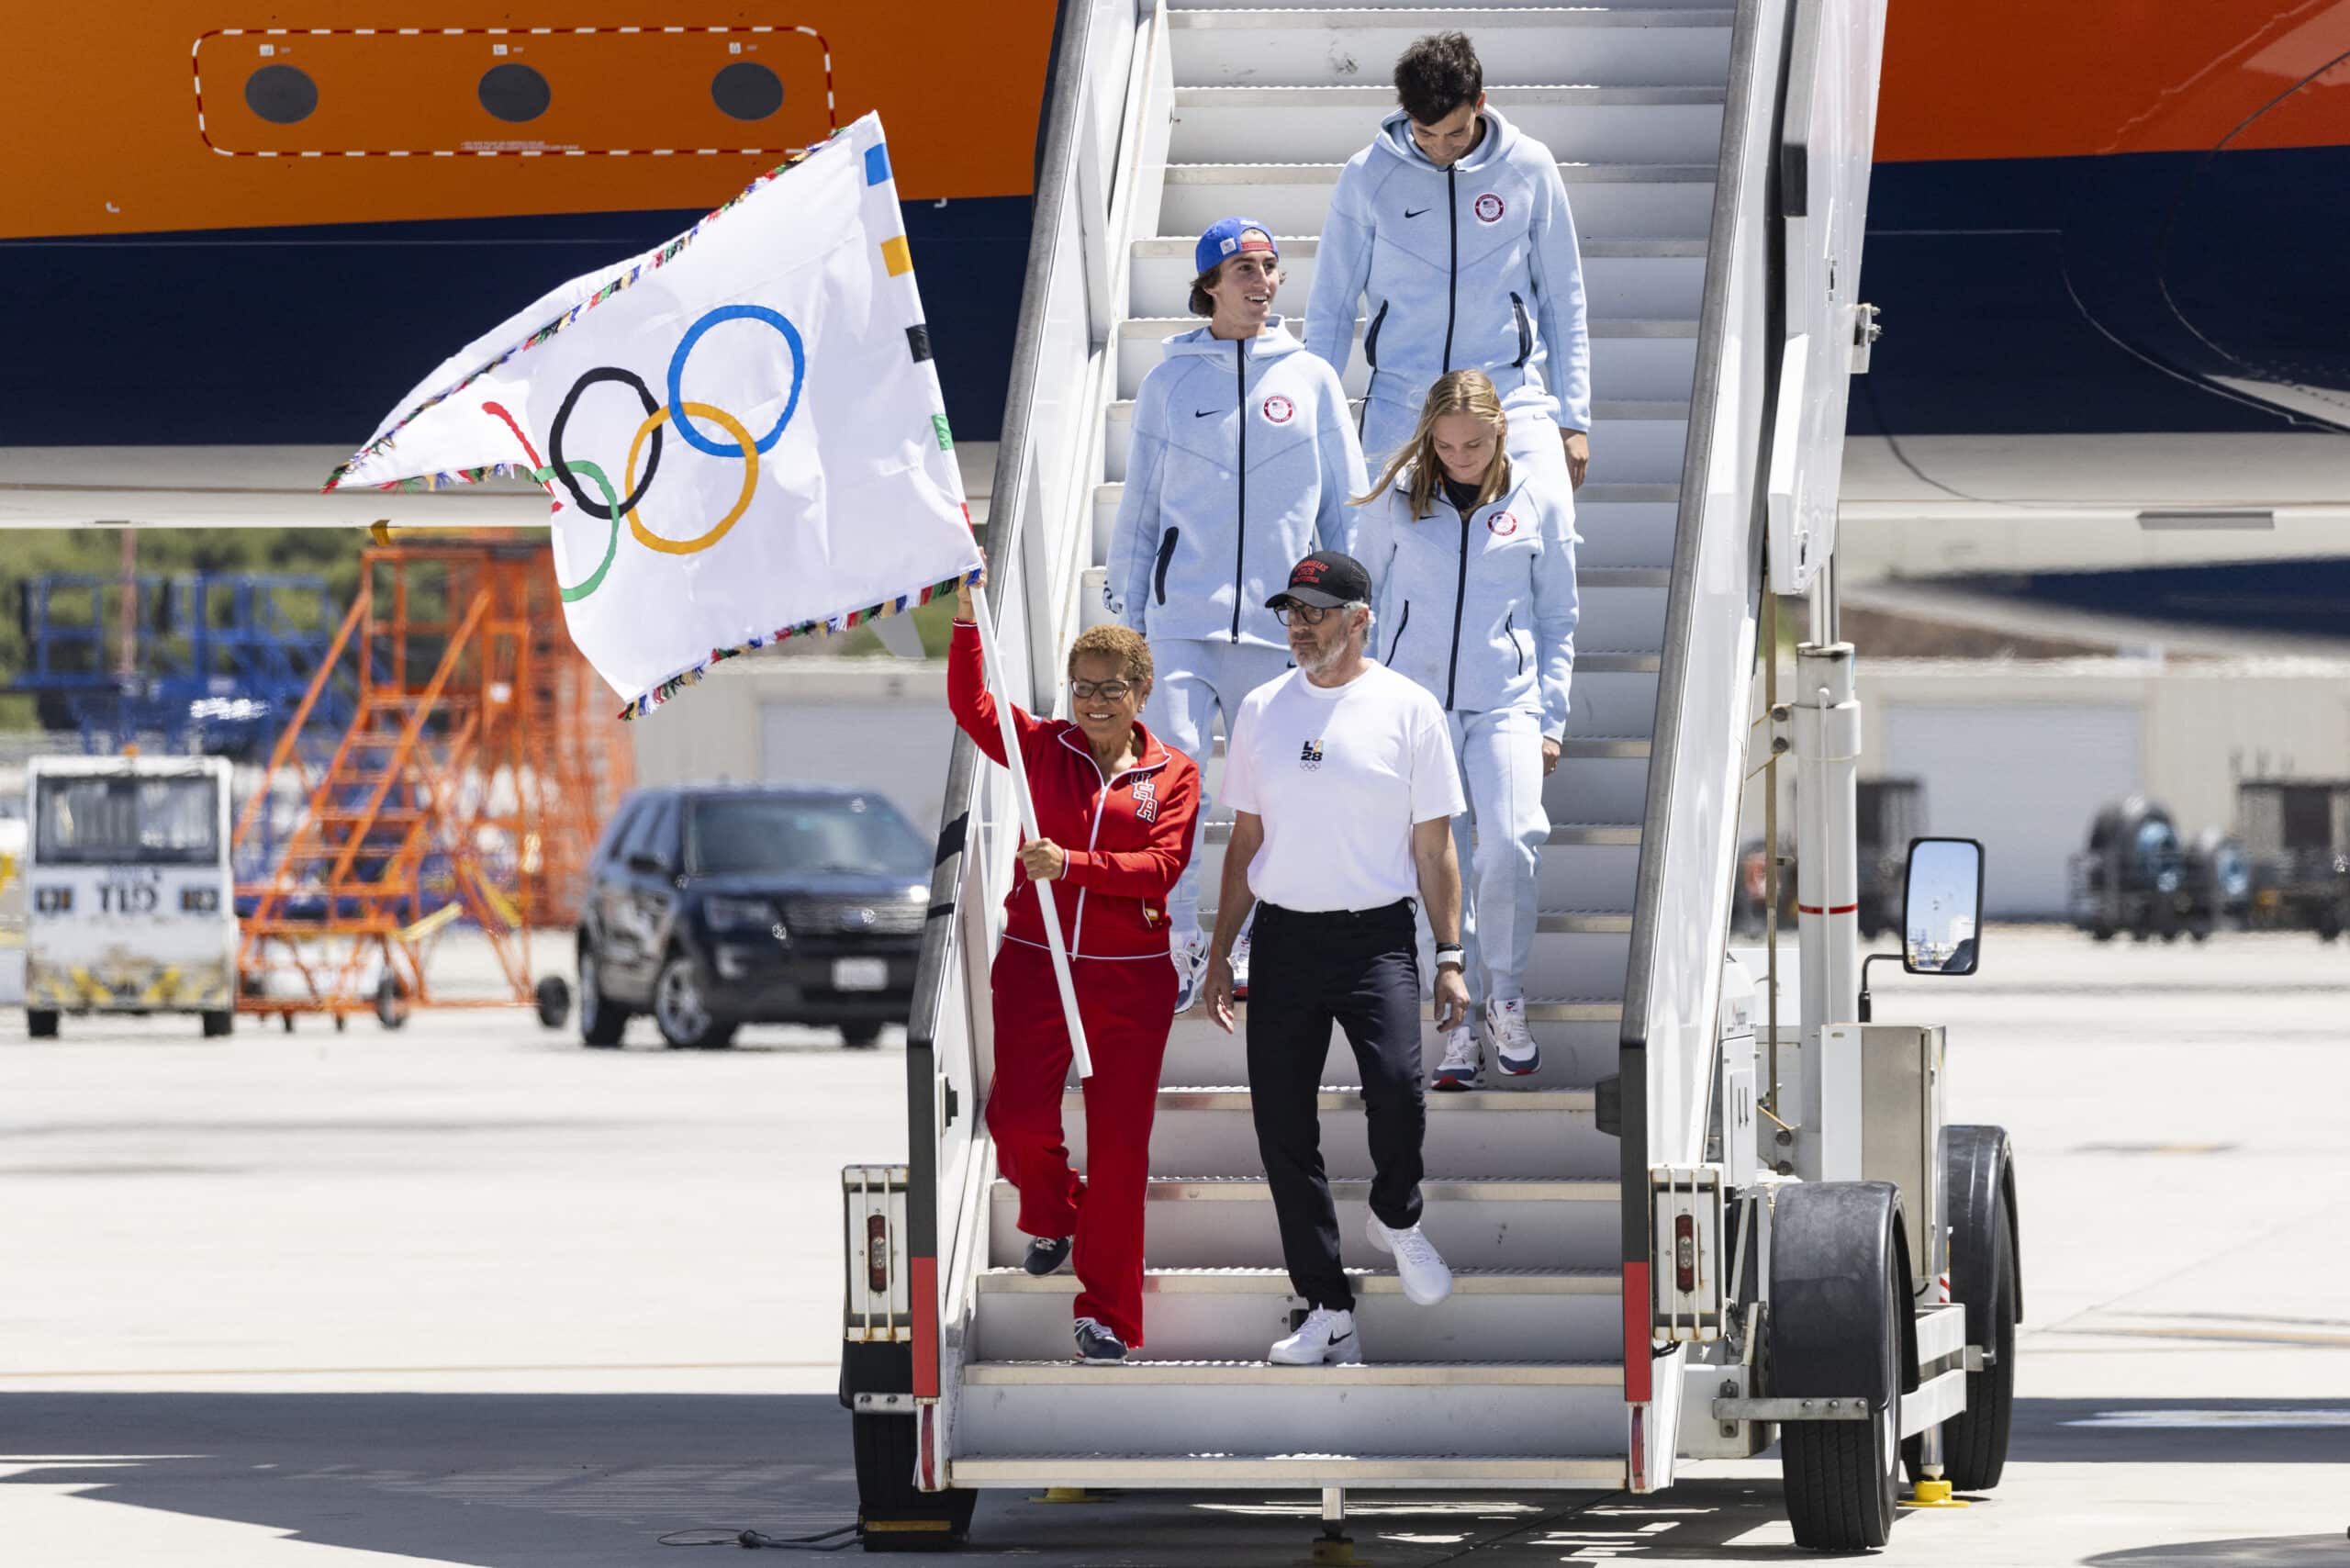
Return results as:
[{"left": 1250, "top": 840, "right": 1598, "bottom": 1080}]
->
[
  {"left": 654, "top": 955, "right": 735, "bottom": 1050},
  {"left": 840, "top": 1021, "right": 884, "bottom": 1049},
  {"left": 578, "top": 948, "right": 628, "bottom": 1047}
]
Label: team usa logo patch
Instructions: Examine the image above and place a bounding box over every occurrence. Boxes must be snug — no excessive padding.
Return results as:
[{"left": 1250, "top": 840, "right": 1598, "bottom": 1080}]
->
[
  {"left": 1488, "top": 510, "right": 1521, "bottom": 537},
  {"left": 1261, "top": 394, "right": 1295, "bottom": 424},
  {"left": 1131, "top": 777, "right": 1159, "bottom": 823},
  {"left": 1473, "top": 192, "right": 1505, "bottom": 224},
  {"left": 1299, "top": 738, "right": 1325, "bottom": 771}
]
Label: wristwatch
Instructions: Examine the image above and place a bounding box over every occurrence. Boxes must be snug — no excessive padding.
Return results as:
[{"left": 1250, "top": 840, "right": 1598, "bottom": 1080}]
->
[{"left": 1434, "top": 943, "right": 1466, "bottom": 971}]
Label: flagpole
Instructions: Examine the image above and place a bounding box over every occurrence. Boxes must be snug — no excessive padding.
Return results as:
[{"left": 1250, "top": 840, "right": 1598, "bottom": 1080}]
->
[{"left": 968, "top": 592, "right": 1095, "bottom": 1083}]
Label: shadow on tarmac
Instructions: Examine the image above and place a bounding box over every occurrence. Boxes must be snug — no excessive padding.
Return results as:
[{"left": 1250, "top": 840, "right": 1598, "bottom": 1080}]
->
[{"left": 4, "top": 1394, "right": 2346, "bottom": 1565}]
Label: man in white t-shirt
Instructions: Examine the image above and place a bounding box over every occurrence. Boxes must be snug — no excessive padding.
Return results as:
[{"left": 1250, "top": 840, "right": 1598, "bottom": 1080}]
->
[{"left": 1203, "top": 551, "right": 1472, "bottom": 1365}]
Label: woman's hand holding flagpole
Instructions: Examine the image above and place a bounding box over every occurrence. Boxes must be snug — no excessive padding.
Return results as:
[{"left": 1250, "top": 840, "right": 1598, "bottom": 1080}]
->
[{"left": 966, "top": 582, "right": 1095, "bottom": 1083}]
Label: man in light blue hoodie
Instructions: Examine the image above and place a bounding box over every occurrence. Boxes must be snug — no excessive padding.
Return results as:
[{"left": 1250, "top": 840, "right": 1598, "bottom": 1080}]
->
[
  {"left": 1304, "top": 31, "right": 1593, "bottom": 495},
  {"left": 1104, "top": 218, "right": 1368, "bottom": 1007}
]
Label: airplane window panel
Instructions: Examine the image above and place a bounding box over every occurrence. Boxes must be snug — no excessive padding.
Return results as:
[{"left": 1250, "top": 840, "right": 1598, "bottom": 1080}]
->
[{"left": 195, "top": 29, "right": 832, "bottom": 156}]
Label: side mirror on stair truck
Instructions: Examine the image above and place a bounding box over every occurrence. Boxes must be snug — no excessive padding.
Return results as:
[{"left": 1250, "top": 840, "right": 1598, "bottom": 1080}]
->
[{"left": 1902, "top": 838, "right": 1985, "bottom": 976}]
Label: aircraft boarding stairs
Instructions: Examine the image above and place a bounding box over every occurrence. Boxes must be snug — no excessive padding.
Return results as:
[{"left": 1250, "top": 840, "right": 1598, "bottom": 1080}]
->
[
  {"left": 890, "top": 0, "right": 1882, "bottom": 1505},
  {"left": 945, "top": 0, "right": 1719, "bottom": 1493}
]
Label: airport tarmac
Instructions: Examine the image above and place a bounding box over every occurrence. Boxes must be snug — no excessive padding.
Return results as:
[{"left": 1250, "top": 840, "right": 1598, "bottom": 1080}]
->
[{"left": 3, "top": 928, "right": 2347, "bottom": 1565}]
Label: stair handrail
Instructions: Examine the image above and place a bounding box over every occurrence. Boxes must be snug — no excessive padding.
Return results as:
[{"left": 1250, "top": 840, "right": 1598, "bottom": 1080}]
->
[
  {"left": 1614, "top": 0, "right": 1796, "bottom": 1468},
  {"left": 901, "top": 0, "right": 1136, "bottom": 1469}
]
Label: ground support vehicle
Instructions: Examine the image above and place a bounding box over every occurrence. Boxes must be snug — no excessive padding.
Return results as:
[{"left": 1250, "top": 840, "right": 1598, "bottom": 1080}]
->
[
  {"left": 2237, "top": 779, "right": 2350, "bottom": 940},
  {"left": 2067, "top": 796, "right": 2201, "bottom": 942},
  {"left": 20, "top": 753, "right": 237, "bottom": 1038},
  {"left": 843, "top": 0, "right": 2016, "bottom": 1553},
  {"left": 1855, "top": 778, "right": 1924, "bottom": 937}
]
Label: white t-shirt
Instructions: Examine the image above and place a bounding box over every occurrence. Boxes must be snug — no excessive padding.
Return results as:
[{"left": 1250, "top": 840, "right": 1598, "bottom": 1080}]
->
[{"left": 1223, "top": 661, "right": 1466, "bottom": 913}]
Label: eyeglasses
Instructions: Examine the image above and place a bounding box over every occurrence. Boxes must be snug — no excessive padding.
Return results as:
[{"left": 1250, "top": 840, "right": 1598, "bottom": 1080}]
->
[
  {"left": 1069, "top": 679, "right": 1135, "bottom": 701},
  {"left": 1272, "top": 602, "right": 1354, "bottom": 627}
]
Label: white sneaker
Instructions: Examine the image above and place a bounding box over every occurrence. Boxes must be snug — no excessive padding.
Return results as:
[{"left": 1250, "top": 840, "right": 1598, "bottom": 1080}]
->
[
  {"left": 1366, "top": 1214, "right": 1453, "bottom": 1305},
  {"left": 1269, "top": 1305, "right": 1361, "bottom": 1365},
  {"left": 1229, "top": 929, "right": 1252, "bottom": 1001},
  {"left": 1488, "top": 998, "right": 1540, "bottom": 1077},
  {"left": 1430, "top": 1025, "right": 1483, "bottom": 1092},
  {"left": 1169, "top": 930, "right": 1210, "bottom": 1014}
]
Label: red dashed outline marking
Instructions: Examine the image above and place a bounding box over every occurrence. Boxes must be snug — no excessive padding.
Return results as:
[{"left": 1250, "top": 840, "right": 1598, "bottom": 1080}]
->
[{"left": 191, "top": 24, "right": 834, "bottom": 159}]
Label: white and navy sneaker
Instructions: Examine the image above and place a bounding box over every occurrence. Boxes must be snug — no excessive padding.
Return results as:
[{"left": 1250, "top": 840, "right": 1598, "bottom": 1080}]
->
[
  {"left": 1229, "top": 929, "right": 1252, "bottom": 1001},
  {"left": 1269, "top": 1306, "right": 1361, "bottom": 1365},
  {"left": 1170, "top": 930, "right": 1210, "bottom": 1014},
  {"left": 1489, "top": 998, "right": 1540, "bottom": 1078},
  {"left": 1431, "top": 1025, "right": 1483, "bottom": 1092},
  {"left": 1073, "top": 1316, "right": 1127, "bottom": 1361},
  {"left": 1023, "top": 1235, "right": 1072, "bottom": 1276},
  {"left": 1366, "top": 1214, "right": 1453, "bottom": 1305}
]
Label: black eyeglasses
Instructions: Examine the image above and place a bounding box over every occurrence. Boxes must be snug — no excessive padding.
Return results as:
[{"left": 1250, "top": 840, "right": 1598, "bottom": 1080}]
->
[
  {"left": 1069, "top": 679, "right": 1135, "bottom": 701},
  {"left": 1272, "top": 602, "right": 1351, "bottom": 627}
]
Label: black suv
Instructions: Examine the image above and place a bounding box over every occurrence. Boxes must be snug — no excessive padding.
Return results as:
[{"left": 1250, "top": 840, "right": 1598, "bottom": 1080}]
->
[{"left": 576, "top": 784, "right": 932, "bottom": 1049}]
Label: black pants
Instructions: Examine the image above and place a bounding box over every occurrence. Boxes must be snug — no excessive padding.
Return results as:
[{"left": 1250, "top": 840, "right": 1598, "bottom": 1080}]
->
[{"left": 1246, "top": 899, "right": 1427, "bottom": 1312}]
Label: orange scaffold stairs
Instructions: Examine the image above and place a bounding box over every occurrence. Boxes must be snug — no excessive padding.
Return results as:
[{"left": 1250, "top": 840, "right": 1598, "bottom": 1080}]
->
[{"left": 230, "top": 537, "right": 632, "bottom": 1026}]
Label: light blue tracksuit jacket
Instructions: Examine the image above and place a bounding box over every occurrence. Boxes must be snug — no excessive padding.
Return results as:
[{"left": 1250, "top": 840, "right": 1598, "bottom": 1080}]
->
[
  {"left": 1305, "top": 107, "right": 1592, "bottom": 441},
  {"left": 1354, "top": 464, "right": 1581, "bottom": 738},
  {"left": 1103, "top": 319, "right": 1367, "bottom": 649}
]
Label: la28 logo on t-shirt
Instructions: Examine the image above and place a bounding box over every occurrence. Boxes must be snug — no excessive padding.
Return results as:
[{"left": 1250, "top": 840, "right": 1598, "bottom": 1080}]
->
[
  {"left": 1261, "top": 395, "right": 1295, "bottom": 424},
  {"left": 1299, "top": 738, "right": 1325, "bottom": 771}
]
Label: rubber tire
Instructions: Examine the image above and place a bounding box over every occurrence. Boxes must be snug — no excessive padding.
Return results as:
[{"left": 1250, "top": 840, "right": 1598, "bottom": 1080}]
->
[
  {"left": 1774, "top": 1192, "right": 1904, "bottom": 1551},
  {"left": 1941, "top": 1188, "right": 2018, "bottom": 1489},
  {"left": 2089, "top": 924, "right": 2114, "bottom": 943},
  {"left": 201, "top": 1010, "right": 234, "bottom": 1038},
  {"left": 375, "top": 974, "right": 409, "bottom": 1031},
  {"left": 851, "top": 1412, "right": 976, "bottom": 1551},
  {"left": 653, "top": 955, "right": 735, "bottom": 1050},
  {"left": 841, "top": 1021, "right": 884, "bottom": 1049},
  {"left": 577, "top": 948, "right": 629, "bottom": 1047},
  {"left": 533, "top": 975, "right": 572, "bottom": 1030},
  {"left": 27, "top": 1009, "right": 60, "bottom": 1039}
]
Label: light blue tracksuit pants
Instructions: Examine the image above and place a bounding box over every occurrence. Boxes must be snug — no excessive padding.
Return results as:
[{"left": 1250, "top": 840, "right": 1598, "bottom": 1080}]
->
[
  {"left": 1152, "top": 637, "right": 1295, "bottom": 941},
  {"left": 1443, "top": 705, "right": 1551, "bottom": 1008}
]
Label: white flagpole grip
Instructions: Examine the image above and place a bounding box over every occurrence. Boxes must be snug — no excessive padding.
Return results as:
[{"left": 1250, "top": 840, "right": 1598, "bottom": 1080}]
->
[{"left": 969, "top": 594, "right": 1095, "bottom": 1082}]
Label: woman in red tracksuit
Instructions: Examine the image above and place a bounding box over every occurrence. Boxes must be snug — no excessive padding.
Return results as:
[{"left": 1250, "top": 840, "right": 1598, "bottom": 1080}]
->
[{"left": 949, "top": 571, "right": 1201, "bottom": 1362}]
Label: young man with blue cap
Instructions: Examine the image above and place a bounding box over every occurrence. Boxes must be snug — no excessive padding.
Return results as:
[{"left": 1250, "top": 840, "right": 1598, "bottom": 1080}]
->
[
  {"left": 1303, "top": 31, "right": 1592, "bottom": 495},
  {"left": 1104, "top": 217, "right": 1369, "bottom": 1010}
]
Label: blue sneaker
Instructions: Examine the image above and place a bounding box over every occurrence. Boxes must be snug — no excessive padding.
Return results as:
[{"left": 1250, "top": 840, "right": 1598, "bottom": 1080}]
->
[
  {"left": 1490, "top": 999, "right": 1540, "bottom": 1077},
  {"left": 1023, "top": 1235, "right": 1072, "bottom": 1276},
  {"left": 1430, "top": 1025, "right": 1483, "bottom": 1092},
  {"left": 1073, "top": 1316, "right": 1128, "bottom": 1361}
]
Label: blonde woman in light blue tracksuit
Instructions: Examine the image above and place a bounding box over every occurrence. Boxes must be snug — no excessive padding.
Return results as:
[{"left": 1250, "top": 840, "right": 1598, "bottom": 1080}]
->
[
  {"left": 1104, "top": 218, "right": 1370, "bottom": 1007},
  {"left": 1304, "top": 32, "right": 1592, "bottom": 498},
  {"left": 1352, "top": 370, "right": 1578, "bottom": 1089}
]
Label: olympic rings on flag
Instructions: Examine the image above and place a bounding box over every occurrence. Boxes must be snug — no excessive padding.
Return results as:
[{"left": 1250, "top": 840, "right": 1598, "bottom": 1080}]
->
[
  {"left": 624, "top": 401, "right": 760, "bottom": 555},
  {"left": 486, "top": 398, "right": 620, "bottom": 603},
  {"left": 666, "top": 304, "right": 805, "bottom": 458}
]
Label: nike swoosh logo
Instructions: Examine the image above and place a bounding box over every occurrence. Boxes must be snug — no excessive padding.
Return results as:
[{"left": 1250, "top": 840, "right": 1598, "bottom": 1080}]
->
[
  {"left": 1327, "top": 1331, "right": 1353, "bottom": 1345},
  {"left": 1404, "top": 207, "right": 1429, "bottom": 218},
  {"left": 1195, "top": 409, "right": 1220, "bottom": 419}
]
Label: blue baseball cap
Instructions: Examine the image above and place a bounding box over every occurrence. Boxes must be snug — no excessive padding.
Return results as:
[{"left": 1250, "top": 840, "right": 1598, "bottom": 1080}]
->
[{"left": 1194, "top": 217, "right": 1279, "bottom": 277}]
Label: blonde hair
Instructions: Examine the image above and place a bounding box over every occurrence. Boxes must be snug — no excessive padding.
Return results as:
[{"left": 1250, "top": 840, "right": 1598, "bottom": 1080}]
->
[
  {"left": 1067, "top": 622, "right": 1154, "bottom": 691},
  {"left": 1352, "top": 369, "right": 1510, "bottom": 521}
]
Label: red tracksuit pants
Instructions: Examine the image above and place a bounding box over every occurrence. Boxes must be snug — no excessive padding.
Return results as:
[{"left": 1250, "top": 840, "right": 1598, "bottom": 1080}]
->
[{"left": 985, "top": 937, "right": 1175, "bottom": 1349}]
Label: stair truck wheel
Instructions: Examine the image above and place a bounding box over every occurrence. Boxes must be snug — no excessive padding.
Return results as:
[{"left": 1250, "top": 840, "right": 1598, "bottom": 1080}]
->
[
  {"left": 1938, "top": 1126, "right": 2020, "bottom": 1490},
  {"left": 852, "top": 1410, "right": 977, "bottom": 1551},
  {"left": 533, "top": 974, "right": 573, "bottom": 1030},
  {"left": 26, "top": 1009, "right": 60, "bottom": 1039},
  {"left": 201, "top": 1010, "right": 234, "bottom": 1038},
  {"left": 1770, "top": 1182, "right": 1909, "bottom": 1551}
]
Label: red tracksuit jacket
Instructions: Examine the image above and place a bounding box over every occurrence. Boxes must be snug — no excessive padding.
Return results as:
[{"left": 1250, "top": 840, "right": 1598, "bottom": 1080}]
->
[{"left": 947, "top": 621, "right": 1201, "bottom": 958}]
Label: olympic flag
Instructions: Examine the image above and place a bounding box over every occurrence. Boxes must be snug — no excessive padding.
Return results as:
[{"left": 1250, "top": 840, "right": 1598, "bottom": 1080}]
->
[{"left": 326, "top": 113, "right": 981, "bottom": 718}]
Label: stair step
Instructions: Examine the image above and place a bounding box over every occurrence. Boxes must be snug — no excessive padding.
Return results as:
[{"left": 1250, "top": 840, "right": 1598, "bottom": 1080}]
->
[
  {"left": 1556, "top": 736, "right": 1651, "bottom": 759},
  {"left": 949, "top": 1452, "right": 1624, "bottom": 1487},
  {"left": 1169, "top": 83, "right": 1728, "bottom": 165},
  {"left": 1103, "top": 1085, "right": 1595, "bottom": 1113},
  {"left": 1129, "top": 234, "right": 1708, "bottom": 320},
  {"left": 1158, "top": 165, "right": 1714, "bottom": 241},
  {"left": 1200, "top": 820, "right": 1640, "bottom": 846},
  {"left": 979, "top": 1265, "right": 1616, "bottom": 1294},
  {"left": 967, "top": 1360, "right": 1618, "bottom": 1386},
  {"left": 1156, "top": 1015, "right": 1624, "bottom": 1092},
  {"left": 1167, "top": 9, "right": 1735, "bottom": 95}
]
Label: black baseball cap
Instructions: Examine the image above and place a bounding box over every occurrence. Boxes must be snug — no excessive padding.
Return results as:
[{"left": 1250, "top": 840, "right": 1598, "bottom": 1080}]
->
[{"left": 1268, "top": 551, "right": 1371, "bottom": 610}]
